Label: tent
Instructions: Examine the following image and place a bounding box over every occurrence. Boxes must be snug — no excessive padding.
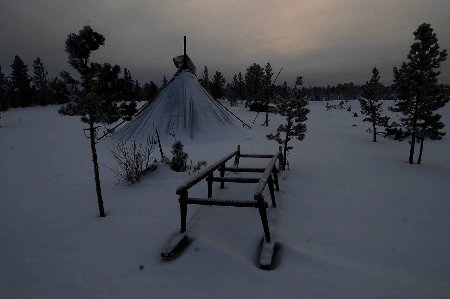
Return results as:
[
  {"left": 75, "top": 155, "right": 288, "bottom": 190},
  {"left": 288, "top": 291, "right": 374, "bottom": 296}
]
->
[{"left": 114, "top": 47, "right": 245, "bottom": 142}]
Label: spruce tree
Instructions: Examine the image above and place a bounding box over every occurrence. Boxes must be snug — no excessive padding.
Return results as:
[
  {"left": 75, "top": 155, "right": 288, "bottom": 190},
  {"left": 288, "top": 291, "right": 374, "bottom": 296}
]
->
[
  {"left": 143, "top": 81, "right": 158, "bottom": 101},
  {"left": 0, "top": 65, "right": 10, "bottom": 111},
  {"left": 359, "top": 67, "right": 389, "bottom": 142},
  {"left": 59, "top": 25, "right": 136, "bottom": 217},
  {"left": 10, "top": 55, "right": 31, "bottom": 107},
  {"left": 211, "top": 71, "right": 226, "bottom": 99},
  {"left": 201, "top": 66, "right": 210, "bottom": 92},
  {"left": 32, "top": 57, "right": 49, "bottom": 105},
  {"left": 244, "top": 63, "right": 264, "bottom": 109},
  {"left": 392, "top": 23, "right": 447, "bottom": 164},
  {"left": 267, "top": 76, "right": 309, "bottom": 170}
]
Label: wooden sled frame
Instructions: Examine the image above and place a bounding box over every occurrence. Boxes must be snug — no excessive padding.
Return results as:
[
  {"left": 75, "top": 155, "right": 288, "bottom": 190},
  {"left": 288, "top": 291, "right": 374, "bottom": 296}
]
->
[{"left": 162, "top": 145, "right": 283, "bottom": 269}]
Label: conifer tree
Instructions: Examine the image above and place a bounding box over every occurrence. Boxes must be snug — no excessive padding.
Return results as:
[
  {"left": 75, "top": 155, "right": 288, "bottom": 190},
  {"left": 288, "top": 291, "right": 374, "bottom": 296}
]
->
[
  {"left": 0, "top": 65, "right": 10, "bottom": 111},
  {"left": 59, "top": 25, "right": 136, "bottom": 217},
  {"left": 211, "top": 71, "right": 226, "bottom": 99},
  {"left": 201, "top": 66, "right": 210, "bottom": 92},
  {"left": 143, "top": 81, "right": 158, "bottom": 100},
  {"left": 392, "top": 23, "right": 448, "bottom": 164},
  {"left": 10, "top": 55, "right": 31, "bottom": 107},
  {"left": 359, "top": 67, "right": 389, "bottom": 142},
  {"left": 244, "top": 63, "right": 264, "bottom": 108},
  {"left": 267, "top": 76, "right": 309, "bottom": 170},
  {"left": 32, "top": 57, "right": 49, "bottom": 105}
]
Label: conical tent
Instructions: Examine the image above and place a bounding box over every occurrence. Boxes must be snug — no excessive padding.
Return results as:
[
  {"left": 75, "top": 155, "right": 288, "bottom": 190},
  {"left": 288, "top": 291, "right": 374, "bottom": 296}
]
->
[{"left": 115, "top": 69, "right": 238, "bottom": 142}]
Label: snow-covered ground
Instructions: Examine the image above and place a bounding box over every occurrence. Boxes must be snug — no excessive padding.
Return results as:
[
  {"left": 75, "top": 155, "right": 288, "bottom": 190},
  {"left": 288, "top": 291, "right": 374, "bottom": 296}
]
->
[{"left": 1, "top": 100, "right": 450, "bottom": 298}]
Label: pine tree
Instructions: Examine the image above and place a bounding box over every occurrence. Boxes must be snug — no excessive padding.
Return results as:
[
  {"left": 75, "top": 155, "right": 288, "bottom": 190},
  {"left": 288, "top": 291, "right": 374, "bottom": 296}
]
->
[
  {"left": 392, "top": 23, "right": 448, "bottom": 164},
  {"left": 0, "top": 65, "right": 10, "bottom": 111},
  {"left": 32, "top": 57, "right": 49, "bottom": 105},
  {"left": 59, "top": 25, "right": 136, "bottom": 217},
  {"left": 201, "top": 66, "right": 210, "bottom": 92},
  {"left": 48, "top": 77, "right": 70, "bottom": 104},
  {"left": 267, "top": 76, "right": 310, "bottom": 170},
  {"left": 10, "top": 55, "right": 31, "bottom": 107},
  {"left": 244, "top": 63, "right": 264, "bottom": 109},
  {"left": 145, "top": 81, "right": 159, "bottom": 100},
  {"left": 359, "top": 67, "right": 389, "bottom": 142},
  {"left": 210, "top": 71, "right": 226, "bottom": 99},
  {"left": 263, "top": 62, "right": 274, "bottom": 126}
]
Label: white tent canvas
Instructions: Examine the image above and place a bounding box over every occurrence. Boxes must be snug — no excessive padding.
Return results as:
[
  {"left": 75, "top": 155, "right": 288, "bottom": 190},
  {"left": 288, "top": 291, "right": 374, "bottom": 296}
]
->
[{"left": 115, "top": 69, "right": 238, "bottom": 142}]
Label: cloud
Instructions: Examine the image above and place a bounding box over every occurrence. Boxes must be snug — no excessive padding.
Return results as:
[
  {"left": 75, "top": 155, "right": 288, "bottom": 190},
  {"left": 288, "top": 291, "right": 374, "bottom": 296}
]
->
[{"left": 0, "top": 0, "right": 449, "bottom": 86}]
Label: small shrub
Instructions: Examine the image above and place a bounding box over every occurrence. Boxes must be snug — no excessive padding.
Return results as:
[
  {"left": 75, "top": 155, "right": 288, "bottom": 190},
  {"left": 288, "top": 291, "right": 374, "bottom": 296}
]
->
[
  {"left": 109, "top": 138, "right": 155, "bottom": 184},
  {"left": 170, "top": 140, "right": 188, "bottom": 172}
]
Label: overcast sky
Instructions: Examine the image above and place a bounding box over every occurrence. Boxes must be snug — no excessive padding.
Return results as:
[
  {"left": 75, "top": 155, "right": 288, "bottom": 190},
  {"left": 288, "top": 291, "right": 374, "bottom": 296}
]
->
[{"left": 1, "top": 0, "right": 449, "bottom": 86}]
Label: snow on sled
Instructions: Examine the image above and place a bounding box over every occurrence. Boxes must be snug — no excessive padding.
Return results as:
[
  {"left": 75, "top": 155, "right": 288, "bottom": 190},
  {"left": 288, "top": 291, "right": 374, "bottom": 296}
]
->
[
  {"left": 161, "top": 145, "right": 283, "bottom": 270},
  {"left": 160, "top": 232, "right": 191, "bottom": 259}
]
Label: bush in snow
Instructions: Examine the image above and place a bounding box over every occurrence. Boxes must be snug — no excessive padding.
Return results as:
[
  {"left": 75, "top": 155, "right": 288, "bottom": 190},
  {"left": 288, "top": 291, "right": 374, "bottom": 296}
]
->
[
  {"left": 109, "top": 138, "right": 156, "bottom": 184},
  {"left": 170, "top": 140, "right": 188, "bottom": 172}
]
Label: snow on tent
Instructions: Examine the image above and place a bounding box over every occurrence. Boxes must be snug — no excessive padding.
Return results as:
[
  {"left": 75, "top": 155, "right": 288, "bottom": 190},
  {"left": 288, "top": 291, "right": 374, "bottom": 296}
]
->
[{"left": 115, "top": 38, "right": 245, "bottom": 142}]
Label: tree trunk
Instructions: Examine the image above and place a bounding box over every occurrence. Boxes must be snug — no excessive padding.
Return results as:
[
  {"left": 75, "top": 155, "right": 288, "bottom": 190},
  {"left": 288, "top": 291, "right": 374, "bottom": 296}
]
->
[
  {"left": 265, "top": 98, "right": 269, "bottom": 127},
  {"left": 417, "top": 138, "right": 424, "bottom": 164},
  {"left": 282, "top": 122, "right": 291, "bottom": 170},
  {"left": 408, "top": 132, "right": 416, "bottom": 164},
  {"left": 89, "top": 121, "right": 105, "bottom": 217},
  {"left": 283, "top": 138, "right": 288, "bottom": 171},
  {"left": 372, "top": 123, "right": 377, "bottom": 142}
]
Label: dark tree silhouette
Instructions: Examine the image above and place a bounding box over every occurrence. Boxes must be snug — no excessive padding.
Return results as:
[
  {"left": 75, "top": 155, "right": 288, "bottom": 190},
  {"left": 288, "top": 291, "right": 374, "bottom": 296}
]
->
[
  {"left": 32, "top": 57, "right": 49, "bottom": 105},
  {"left": 0, "top": 65, "right": 10, "bottom": 111},
  {"left": 267, "top": 76, "right": 309, "bottom": 170},
  {"left": 392, "top": 23, "right": 448, "bottom": 164},
  {"left": 201, "top": 66, "right": 210, "bottom": 92},
  {"left": 244, "top": 63, "right": 265, "bottom": 108},
  {"left": 211, "top": 71, "right": 226, "bottom": 99},
  {"left": 59, "top": 25, "right": 136, "bottom": 217},
  {"left": 359, "top": 67, "right": 389, "bottom": 142},
  {"left": 10, "top": 55, "right": 31, "bottom": 107}
]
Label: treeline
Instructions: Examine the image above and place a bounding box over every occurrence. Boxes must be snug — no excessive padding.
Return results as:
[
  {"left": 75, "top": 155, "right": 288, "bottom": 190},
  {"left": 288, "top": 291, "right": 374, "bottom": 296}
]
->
[
  {"left": 0, "top": 55, "right": 162, "bottom": 112},
  {"left": 198, "top": 62, "right": 405, "bottom": 110},
  {"left": 2, "top": 56, "right": 449, "bottom": 113}
]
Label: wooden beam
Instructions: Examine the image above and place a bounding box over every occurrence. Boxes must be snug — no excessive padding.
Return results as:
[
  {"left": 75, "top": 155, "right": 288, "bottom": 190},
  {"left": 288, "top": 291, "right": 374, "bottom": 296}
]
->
[
  {"left": 240, "top": 154, "right": 275, "bottom": 158},
  {"left": 212, "top": 177, "right": 260, "bottom": 183},
  {"left": 176, "top": 149, "right": 238, "bottom": 194},
  {"left": 186, "top": 197, "right": 263, "bottom": 208},
  {"left": 224, "top": 167, "right": 265, "bottom": 173},
  {"left": 255, "top": 154, "right": 281, "bottom": 197}
]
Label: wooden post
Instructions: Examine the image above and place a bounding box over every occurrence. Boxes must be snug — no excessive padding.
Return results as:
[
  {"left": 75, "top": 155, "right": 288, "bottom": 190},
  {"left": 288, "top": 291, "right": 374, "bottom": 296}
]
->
[
  {"left": 268, "top": 176, "right": 276, "bottom": 208},
  {"left": 182, "top": 36, "right": 187, "bottom": 69},
  {"left": 207, "top": 172, "right": 213, "bottom": 198},
  {"left": 179, "top": 190, "right": 188, "bottom": 233},
  {"left": 233, "top": 145, "right": 240, "bottom": 168},
  {"left": 278, "top": 146, "right": 283, "bottom": 171},
  {"left": 219, "top": 163, "right": 225, "bottom": 189},
  {"left": 272, "top": 166, "right": 279, "bottom": 191},
  {"left": 155, "top": 129, "right": 165, "bottom": 159},
  {"left": 256, "top": 195, "right": 271, "bottom": 242}
]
